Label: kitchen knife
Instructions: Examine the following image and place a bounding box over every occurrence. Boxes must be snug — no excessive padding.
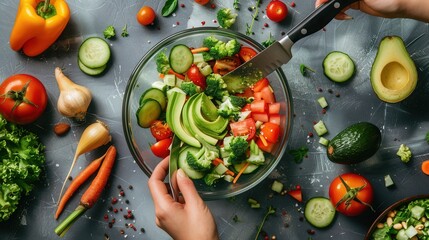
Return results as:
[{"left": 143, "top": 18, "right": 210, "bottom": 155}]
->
[
  {"left": 169, "top": 135, "right": 181, "bottom": 201},
  {"left": 223, "top": 0, "right": 359, "bottom": 93}
]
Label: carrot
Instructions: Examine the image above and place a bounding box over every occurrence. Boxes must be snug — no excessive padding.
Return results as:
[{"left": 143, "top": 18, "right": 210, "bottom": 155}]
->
[
  {"left": 54, "top": 145, "right": 117, "bottom": 237},
  {"left": 54, "top": 149, "right": 108, "bottom": 219},
  {"left": 233, "top": 162, "right": 250, "bottom": 184},
  {"left": 422, "top": 160, "right": 429, "bottom": 175},
  {"left": 212, "top": 158, "right": 224, "bottom": 166},
  {"left": 225, "top": 169, "right": 235, "bottom": 176},
  {"left": 191, "top": 47, "right": 209, "bottom": 54},
  {"left": 168, "top": 69, "right": 185, "bottom": 80}
]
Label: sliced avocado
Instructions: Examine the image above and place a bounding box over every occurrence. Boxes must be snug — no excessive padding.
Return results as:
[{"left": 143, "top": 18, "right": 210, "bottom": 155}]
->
[
  {"left": 370, "top": 36, "right": 418, "bottom": 103},
  {"left": 166, "top": 90, "right": 201, "bottom": 148},
  {"left": 327, "top": 122, "right": 381, "bottom": 164},
  {"left": 200, "top": 93, "right": 219, "bottom": 122},
  {"left": 193, "top": 93, "right": 228, "bottom": 134}
]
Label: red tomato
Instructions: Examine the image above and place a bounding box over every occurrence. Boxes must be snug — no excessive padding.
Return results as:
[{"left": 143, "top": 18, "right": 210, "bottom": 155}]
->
[
  {"left": 186, "top": 64, "right": 206, "bottom": 89},
  {"left": 238, "top": 46, "right": 258, "bottom": 62},
  {"left": 260, "top": 122, "right": 281, "bottom": 143},
  {"left": 260, "top": 86, "right": 275, "bottom": 103},
  {"left": 268, "top": 102, "right": 280, "bottom": 114},
  {"left": 151, "top": 138, "right": 172, "bottom": 158},
  {"left": 213, "top": 56, "right": 241, "bottom": 75},
  {"left": 252, "top": 113, "right": 269, "bottom": 122},
  {"left": 230, "top": 118, "right": 256, "bottom": 140},
  {"left": 250, "top": 99, "right": 268, "bottom": 113},
  {"left": 329, "top": 173, "right": 374, "bottom": 216},
  {"left": 150, "top": 120, "right": 173, "bottom": 141},
  {"left": 266, "top": 0, "right": 288, "bottom": 22},
  {"left": 269, "top": 114, "right": 281, "bottom": 125},
  {"left": 256, "top": 138, "right": 275, "bottom": 153},
  {"left": 252, "top": 78, "right": 269, "bottom": 92},
  {"left": 195, "top": 0, "right": 210, "bottom": 5},
  {"left": 0, "top": 74, "right": 47, "bottom": 124},
  {"left": 236, "top": 87, "right": 254, "bottom": 98},
  {"left": 136, "top": 6, "right": 156, "bottom": 26}
]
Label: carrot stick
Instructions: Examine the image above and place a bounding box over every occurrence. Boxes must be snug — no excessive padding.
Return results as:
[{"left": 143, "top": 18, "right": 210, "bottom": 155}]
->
[
  {"left": 233, "top": 162, "right": 250, "bottom": 184},
  {"left": 422, "top": 160, "right": 429, "bottom": 175},
  {"left": 225, "top": 169, "right": 235, "bottom": 176},
  {"left": 212, "top": 158, "right": 223, "bottom": 166},
  {"left": 191, "top": 47, "right": 209, "bottom": 54},
  {"left": 54, "top": 150, "right": 108, "bottom": 219},
  {"left": 168, "top": 69, "right": 185, "bottom": 80}
]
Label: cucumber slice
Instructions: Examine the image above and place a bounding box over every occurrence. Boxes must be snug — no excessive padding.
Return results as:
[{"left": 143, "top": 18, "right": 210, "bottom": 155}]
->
[
  {"left": 78, "top": 37, "right": 111, "bottom": 69},
  {"left": 304, "top": 197, "right": 336, "bottom": 228},
  {"left": 78, "top": 60, "right": 106, "bottom": 76},
  {"left": 139, "top": 88, "right": 167, "bottom": 110},
  {"left": 323, "top": 51, "right": 355, "bottom": 83},
  {"left": 169, "top": 44, "right": 193, "bottom": 74},
  {"left": 233, "top": 162, "right": 259, "bottom": 174},
  {"left": 136, "top": 99, "right": 162, "bottom": 128}
]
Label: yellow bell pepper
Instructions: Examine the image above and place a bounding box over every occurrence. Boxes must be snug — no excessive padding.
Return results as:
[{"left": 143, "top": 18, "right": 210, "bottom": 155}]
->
[{"left": 9, "top": 0, "right": 70, "bottom": 57}]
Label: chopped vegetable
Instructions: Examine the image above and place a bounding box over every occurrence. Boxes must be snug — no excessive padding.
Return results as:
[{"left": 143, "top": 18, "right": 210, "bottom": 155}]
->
[
  {"left": 313, "top": 120, "right": 328, "bottom": 136},
  {"left": 254, "top": 206, "right": 276, "bottom": 240},
  {"left": 422, "top": 160, "right": 429, "bottom": 175},
  {"left": 248, "top": 198, "right": 260, "bottom": 208},
  {"left": 137, "top": 5, "right": 156, "bottom": 26},
  {"left": 397, "top": 144, "right": 412, "bottom": 163},
  {"left": 289, "top": 147, "right": 308, "bottom": 163},
  {"left": 121, "top": 24, "right": 129, "bottom": 37},
  {"left": 204, "top": 73, "right": 230, "bottom": 101},
  {"left": 217, "top": 8, "right": 237, "bottom": 29},
  {"left": 156, "top": 50, "right": 171, "bottom": 74},
  {"left": 318, "top": 137, "right": 329, "bottom": 146},
  {"left": 317, "top": 96, "right": 328, "bottom": 108},
  {"left": 203, "top": 36, "right": 241, "bottom": 60},
  {"left": 300, "top": 64, "right": 315, "bottom": 77},
  {"left": 218, "top": 95, "right": 248, "bottom": 121},
  {"left": 288, "top": 188, "right": 303, "bottom": 202},
  {"left": 304, "top": 197, "right": 336, "bottom": 228},
  {"left": 323, "top": 51, "right": 355, "bottom": 83},
  {"left": 103, "top": 25, "right": 116, "bottom": 39},
  {"left": 180, "top": 81, "right": 201, "bottom": 96},
  {"left": 271, "top": 180, "right": 283, "bottom": 193},
  {"left": 0, "top": 115, "right": 45, "bottom": 222},
  {"left": 384, "top": 174, "right": 394, "bottom": 188}
]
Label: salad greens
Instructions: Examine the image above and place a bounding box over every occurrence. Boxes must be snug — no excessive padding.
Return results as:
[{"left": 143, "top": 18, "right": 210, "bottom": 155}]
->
[{"left": 0, "top": 115, "right": 45, "bottom": 221}]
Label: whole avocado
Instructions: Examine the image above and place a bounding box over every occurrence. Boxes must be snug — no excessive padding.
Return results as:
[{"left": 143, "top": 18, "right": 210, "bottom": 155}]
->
[{"left": 327, "top": 122, "right": 381, "bottom": 164}]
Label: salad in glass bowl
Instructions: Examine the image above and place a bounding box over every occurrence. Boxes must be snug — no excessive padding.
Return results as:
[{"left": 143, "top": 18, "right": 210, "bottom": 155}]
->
[{"left": 122, "top": 27, "right": 292, "bottom": 200}]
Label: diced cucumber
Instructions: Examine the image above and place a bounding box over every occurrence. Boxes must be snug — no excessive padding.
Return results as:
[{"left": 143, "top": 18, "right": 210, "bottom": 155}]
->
[
  {"left": 78, "top": 37, "right": 111, "bottom": 69},
  {"left": 214, "top": 163, "right": 228, "bottom": 175},
  {"left": 178, "top": 147, "right": 205, "bottom": 179},
  {"left": 405, "top": 226, "right": 418, "bottom": 238},
  {"left": 384, "top": 174, "right": 394, "bottom": 188},
  {"left": 197, "top": 62, "right": 212, "bottom": 76},
  {"left": 319, "top": 137, "right": 330, "bottom": 146},
  {"left": 139, "top": 88, "right": 167, "bottom": 110},
  {"left": 169, "top": 44, "right": 193, "bottom": 74},
  {"left": 304, "top": 197, "right": 336, "bottom": 228},
  {"left": 314, "top": 120, "right": 328, "bottom": 136},
  {"left": 396, "top": 229, "right": 408, "bottom": 240},
  {"left": 271, "top": 180, "right": 283, "bottom": 193},
  {"left": 323, "top": 51, "right": 355, "bottom": 83},
  {"left": 411, "top": 205, "right": 425, "bottom": 220},
  {"left": 193, "top": 53, "right": 205, "bottom": 63},
  {"left": 163, "top": 74, "right": 176, "bottom": 87},
  {"left": 151, "top": 81, "right": 168, "bottom": 92},
  {"left": 248, "top": 198, "right": 260, "bottom": 208},
  {"left": 136, "top": 99, "right": 162, "bottom": 128},
  {"left": 317, "top": 96, "right": 328, "bottom": 108},
  {"left": 224, "top": 175, "right": 234, "bottom": 182},
  {"left": 78, "top": 60, "right": 106, "bottom": 76}
]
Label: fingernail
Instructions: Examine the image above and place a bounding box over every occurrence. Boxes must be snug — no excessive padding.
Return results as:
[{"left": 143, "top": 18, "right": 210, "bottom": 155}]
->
[
  {"left": 343, "top": 14, "right": 353, "bottom": 20},
  {"left": 177, "top": 168, "right": 188, "bottom": 178}
]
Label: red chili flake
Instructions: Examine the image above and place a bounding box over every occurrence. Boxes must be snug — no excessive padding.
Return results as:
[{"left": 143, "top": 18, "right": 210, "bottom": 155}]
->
[
  {"left": 312, "top": 121, "right": 318, "bottom": 125},
  {"left": 308, "top": 132, "right": 314, "bottom": 138},
  {"left": 119, "top": 190, "right": 125, "bottom": 197},
  {"left": 210, "top": 3, "right": 216, "bottom": 9},
  {"left": 307, "top": 229, "right": 316, "bottom": 235},
  {"left": 264, "top": 236, "right": 269, "bottom": 240},
  {"left": 321, "top": 109, "right": 327, "bottom": 114},
  {"left": 113, "top": 208, "right": 118, "bottom": 213},
  {"left": 111, "top": 197, "right": 118, "bottom": 204},
  {"left": 180, "top": 3, "right": 185, "bottom": 8},
  {"left": 129, "top": 223, "right": 137, "bottom": 231},
  {"left": 111, "top": 218, "right": 116, "bottom": 223},
  {"left": 104, "top": 214, "right": 109, "bottom": 221},
  {"left": 290, "top": 2, "right": 296, "bottom": 7},
  {"left": 296, "top": 185, "right": 301, "bottom": 190},
  {"left": 201, "top": 21, "right": 206, "bottom": 26},
  {"left": 127, "top": 210, "right": 132, "bottom": 214},
  {"left": 264, "top": 23, "right": 269, "bottom": 28}
]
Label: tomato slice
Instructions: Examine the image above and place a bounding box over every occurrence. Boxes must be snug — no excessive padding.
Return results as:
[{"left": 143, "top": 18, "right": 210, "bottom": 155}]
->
[
  {"left": 250, "top": 99, "right": 268, "bottom": 113},
  {"left": 150, "top": 120, "right": 173, "bottom": 141},
  {"left": 252, "top": 78, "right": 269, "bottom": 92},
  {"left": 213, "top": 56, "right": 241, "bottom": 75},
  {"left": 186, "top": 64, "right": 206, "bottom": 89},
  {"left": 150, "top": 138, "right": 172, "bottom": 158},
  {"left": 230, "top": 118, "right": 256, "bottom": 140},
  {"left": 238, "top": 46, "right": 258, "bottom": 62},
  {"left": 260, "top": 122, "right": 281, "bottom": 143},
  {"left": 256, "top": 138, "right": 275, "bottom": 153}
]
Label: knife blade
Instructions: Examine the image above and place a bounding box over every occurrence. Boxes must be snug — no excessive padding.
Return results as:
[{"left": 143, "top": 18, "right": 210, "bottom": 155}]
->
[
  {"left": 169, "top": 135, "right": 181, "bottom": 201},
  {"left": 223, "top": 0, "right": 359, "bottom": 93}
]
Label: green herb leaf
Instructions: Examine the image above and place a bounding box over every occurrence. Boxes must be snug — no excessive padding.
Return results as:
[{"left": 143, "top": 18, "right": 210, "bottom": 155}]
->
[
  {"left": 289, "top": 147, "right": 309, "bottom": 163},
  {"left": 121, "top": 24, "right": 129, "bottom": 37},
  {"left": 262, "top": 33, "right": 275, "bottom": 48},
  {"left": 426, "top": 131, "right": 429, "bottom": 144},
  {"left": 233, "top": 0, "right": 240, "bottom": 10},
  {"left": 245, "top": 0, "right": 261, "bottom": 36},
  {"left": 254, "top": 206, "right": 276, "bottom": 240},
  {"left": 162, "top": 0, "right": 178, "bottom": 17},
  {"left": 300, "top": 64, "right": 315, "bottom": 77}
]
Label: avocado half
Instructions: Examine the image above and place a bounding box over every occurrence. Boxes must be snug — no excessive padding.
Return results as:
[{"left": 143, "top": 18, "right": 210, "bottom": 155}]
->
[{"left": 370, "top": 36, "right": 418, "bottom": 103}]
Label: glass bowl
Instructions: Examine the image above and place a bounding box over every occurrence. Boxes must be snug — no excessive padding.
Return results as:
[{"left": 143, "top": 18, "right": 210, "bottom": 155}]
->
[{"left": 122, "top": 27, "right": 293, "bottom": 200}]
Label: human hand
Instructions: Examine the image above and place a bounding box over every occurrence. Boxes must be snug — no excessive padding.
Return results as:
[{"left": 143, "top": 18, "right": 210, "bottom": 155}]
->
[
  {"left": 315, "top": 0, "right": 429, "bottom": 22},
  {"left": 148, "top": 157, "right": 219, "bottom": 240}
]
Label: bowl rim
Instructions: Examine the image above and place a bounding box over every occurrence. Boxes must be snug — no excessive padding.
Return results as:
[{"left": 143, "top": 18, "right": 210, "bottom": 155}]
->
[
  {"left": 364, "top": 194, "right": 429, "bottom": 239},
  {"left": 122, "top": 27, "right": 294, "bottom": 200}
]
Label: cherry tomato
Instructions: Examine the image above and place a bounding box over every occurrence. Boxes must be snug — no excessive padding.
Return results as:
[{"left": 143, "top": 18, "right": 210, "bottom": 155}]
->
[
  {"left": 266, "top": 0, "right": 288, "bottom": 22},
  {"left": 150, "top": 120, "right": 173, "bottom": 141},
  {"left": 151, "top": 138, "right": 172, "bottom": 158},
  {"left": 230, "top": 118, "right": 256, "bottom": 140},
  {"left": 0, "top": 74, "right": 47, "bottom": 125},
  {"left": 186, "top": 64, "right": 206, "bottom": 89},
  {"left": 213, "top": 56, "right": 242, "bottom": 75},
  {"left": 238, "top": 46, "right": 258, "bottom": 62},
  {"left": 329, "top": 173, "right": 374, "bottom": 216},
  {"left": 252, "top": 78, "right": 269, "bottom": 92},
  {"left": 259, "top": 122, "right": 281, "bottom": 143},
  {"left": 195, "top": 0, "right": 210, "bottom": 5},
  {"left": 136, "top": 6, "right": 156, "bottom": 26}
]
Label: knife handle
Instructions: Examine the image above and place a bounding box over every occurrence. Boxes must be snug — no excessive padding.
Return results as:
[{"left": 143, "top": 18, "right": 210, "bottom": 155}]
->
[{"left": 287, "top": 0, "right": 359, "bottom": 43}]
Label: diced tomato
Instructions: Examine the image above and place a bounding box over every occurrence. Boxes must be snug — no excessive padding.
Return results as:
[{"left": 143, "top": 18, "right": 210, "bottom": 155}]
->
[
  {"left": 269, "top": 114, "right": 281, "bottom": 125},
  {"left": 213, "top": 56, "right": 241, "bottom": 75},
  {"left": 268, "top": 102, "right": 281, "bottom": 114},
  {"left": 230, "top": 118, "right": 256, "bottom": 140},
  {"left": 236, "top": 87, "right": 254, "bottom": 98},
  {"left": 253, "top": 91, "right": 262, "bottom": 101},
  {"left": 287, "top": 188, "right": 303, "bottom": 202},
  {"left": 150, "top": 138, "right": 172, "bottom": 158},
  {"left": 260, "top": 122, "right": 281, "bottom": 143},
  {"left": 238, "top": 46, "right": 258, "bottom": 62},
  {"left": 241, "top": 103, "right": 252, "bottom": 112},
  {"left": 260, "top": 86, "right": 276, "bottom": 104},
  {"left": 250, "top": 99, "right": 268, "bottom": 113},
  {"left": 150, "top": 120, "right": 173, "bottom": 141},
  {"left": 252, "top": 78, "right": 269, "bottom": 92},
  {"left": 256, "top": 138, "right": 275, "bottom": 153},
  {"left": 252, "top": 113, "right": 269, "bottom": 122}
]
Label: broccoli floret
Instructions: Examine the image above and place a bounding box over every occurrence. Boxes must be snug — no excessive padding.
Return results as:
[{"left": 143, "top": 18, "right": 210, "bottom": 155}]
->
[
  {"left": 204, "top": 73, "right": 229, "bottom": 101},
  {"left": 203, "top": 36, "right": 220, "bottom": 48},
  {"left": 187, "top": 136, "right": 220, "bottom": 172},
  {"left": 397, "top": 144, "right": 412, "bottom": 163},
  {"left": 217, "top": 8, "right": 238, "bottom": 29},
  {"left": 204, "top": 173, "right": 224, "bottom": 186},
  {"left": 180, "top": 81, "right": 201, "bottom": 96},
  {"left": 218, "top": 95, "right": 248, "bottom": 121},
  {"left": 228, "top": 136, "right": 249, "bottom": 165},
  {"left": 156, "top": 50, "right": 170, "bottom": 74},
  {"left": 225, "top": 39, "right": 241, "bottom": 56},
  {"left": 247, "top": 140, "right": 265, "bottom": 165},
  {"left": 103, "top": 25, "right": 116, "bottom": 39},
  {"left": 203, "top": 36, "right": 241, "bottom": 60}
]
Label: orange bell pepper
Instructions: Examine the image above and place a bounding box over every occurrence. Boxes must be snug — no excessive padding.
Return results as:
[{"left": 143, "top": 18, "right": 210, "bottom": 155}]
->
[{"left": 9, "top": 0, "right": 70, "bottom": 57}]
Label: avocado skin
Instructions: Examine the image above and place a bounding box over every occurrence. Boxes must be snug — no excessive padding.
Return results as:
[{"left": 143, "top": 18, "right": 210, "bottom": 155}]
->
[{"left": 327, "top": 122, "right": 381, "bottom": 164}]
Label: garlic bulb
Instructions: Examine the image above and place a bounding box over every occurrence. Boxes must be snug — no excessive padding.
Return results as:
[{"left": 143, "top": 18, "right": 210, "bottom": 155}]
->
[{"left": 55, "top": 67, "right": 92, "bottom": 121}]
